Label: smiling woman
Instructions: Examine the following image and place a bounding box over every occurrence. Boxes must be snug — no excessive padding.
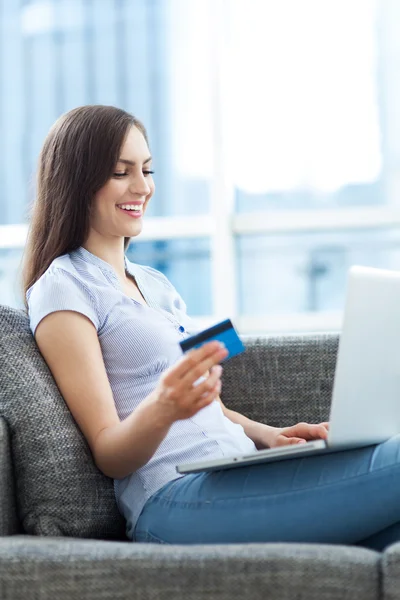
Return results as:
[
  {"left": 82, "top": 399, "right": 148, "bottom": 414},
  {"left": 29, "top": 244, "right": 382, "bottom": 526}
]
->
[
  {"left": 18, "top": 103, "right": 400, "bottom": 550},
  {"left": 22, "top": 105, "right": 150, "bottom": 297},
  {"left": 85, "top": 125, "right": 155, "bottom": 253},
  {"left": 113, "top": 153, "right": 153, "bottom": 218}
]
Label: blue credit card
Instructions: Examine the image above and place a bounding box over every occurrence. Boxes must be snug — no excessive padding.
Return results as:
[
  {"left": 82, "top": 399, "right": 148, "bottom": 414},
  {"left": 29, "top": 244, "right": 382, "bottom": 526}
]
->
[{"left": 179, "top": 318, "right": 245, "bottom": 362}]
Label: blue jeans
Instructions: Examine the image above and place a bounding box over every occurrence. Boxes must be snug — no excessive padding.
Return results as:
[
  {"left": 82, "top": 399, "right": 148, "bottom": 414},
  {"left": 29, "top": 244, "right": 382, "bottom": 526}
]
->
[{"left": 134, "top": 435, "right": 400, "bottom": 550}]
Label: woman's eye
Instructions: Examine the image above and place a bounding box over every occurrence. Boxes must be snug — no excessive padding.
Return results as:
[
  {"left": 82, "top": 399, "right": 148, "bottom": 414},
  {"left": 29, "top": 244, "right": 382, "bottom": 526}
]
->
[
  {"left": 143, "top": 170, "right": 154, "bottom": 177},
  {"left": 113, "top": 172, "right": 127, "bottom": 178}
]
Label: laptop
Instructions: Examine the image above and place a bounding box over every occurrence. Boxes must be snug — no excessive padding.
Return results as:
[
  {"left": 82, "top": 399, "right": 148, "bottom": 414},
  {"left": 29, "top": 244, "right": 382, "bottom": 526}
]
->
[{"left": 176, "top": 265, "right": 400, "bottom": 475}]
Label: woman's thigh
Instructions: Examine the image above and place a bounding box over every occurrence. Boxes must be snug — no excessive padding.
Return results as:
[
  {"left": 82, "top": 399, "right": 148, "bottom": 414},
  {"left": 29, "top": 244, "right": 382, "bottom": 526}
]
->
[{"left": 134, "top": 435, "right": 400, "bottom": 545}]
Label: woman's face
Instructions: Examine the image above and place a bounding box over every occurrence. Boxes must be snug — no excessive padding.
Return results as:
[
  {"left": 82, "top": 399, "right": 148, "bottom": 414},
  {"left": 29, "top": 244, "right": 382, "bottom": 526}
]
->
[{"left": 90, "top": 125, "right": 155, "bottom": 241}]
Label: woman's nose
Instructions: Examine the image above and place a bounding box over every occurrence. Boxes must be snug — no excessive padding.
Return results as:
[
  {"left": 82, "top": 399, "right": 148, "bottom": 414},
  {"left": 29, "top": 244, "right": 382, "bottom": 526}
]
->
[{"left": 129, "top": 177, "right": 151, "bottom": 196}]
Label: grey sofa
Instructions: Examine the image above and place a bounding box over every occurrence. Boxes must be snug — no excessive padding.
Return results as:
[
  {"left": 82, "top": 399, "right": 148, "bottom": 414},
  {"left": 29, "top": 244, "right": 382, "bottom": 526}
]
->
[{"left": 1, "top": 304, "right": 400, "bottom": 600}]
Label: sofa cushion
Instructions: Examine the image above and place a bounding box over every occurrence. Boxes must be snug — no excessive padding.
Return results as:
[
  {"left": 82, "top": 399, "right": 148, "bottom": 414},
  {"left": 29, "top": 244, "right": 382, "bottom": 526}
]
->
[
  {"left": 0, "top": 417, "right": 20, "bottom": 535},
  {"left": 382, "top": 542, "right": 400, "bottom": 600},
  {"left": 0, "top": 305, "right": 127, "bottom": 540},
  {"left": 0, "top": 537, "right": 380, "bottom": 600}
]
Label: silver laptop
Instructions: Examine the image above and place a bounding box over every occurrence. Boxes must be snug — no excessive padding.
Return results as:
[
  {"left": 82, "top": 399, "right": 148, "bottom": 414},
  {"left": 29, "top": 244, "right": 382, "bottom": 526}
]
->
[{"left": 177, "top": 265, "right": 400, "bottom": 475}]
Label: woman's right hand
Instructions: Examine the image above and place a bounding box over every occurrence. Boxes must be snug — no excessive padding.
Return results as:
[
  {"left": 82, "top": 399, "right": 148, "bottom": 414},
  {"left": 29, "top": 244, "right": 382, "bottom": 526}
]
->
[{"left": 152, "top": 341, "right": 229, "bottom": 422}]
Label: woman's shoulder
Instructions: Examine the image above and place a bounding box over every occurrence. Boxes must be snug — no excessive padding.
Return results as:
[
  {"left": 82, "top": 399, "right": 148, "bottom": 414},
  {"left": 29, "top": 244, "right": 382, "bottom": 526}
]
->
[
  {"left": 27, "top": 253, "right": 93, "bottom": 302},
  {"left": 26, "top": 253, "right": 100, "bottom": 335},
  {"left": 46, "top": 253, "right": 78, "bottom": 276}
]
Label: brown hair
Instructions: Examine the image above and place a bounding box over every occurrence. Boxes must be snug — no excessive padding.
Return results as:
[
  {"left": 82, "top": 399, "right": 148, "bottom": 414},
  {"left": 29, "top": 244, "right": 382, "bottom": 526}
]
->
[{"left": 22, "top": 104, "right": 148, "bottom": 308}]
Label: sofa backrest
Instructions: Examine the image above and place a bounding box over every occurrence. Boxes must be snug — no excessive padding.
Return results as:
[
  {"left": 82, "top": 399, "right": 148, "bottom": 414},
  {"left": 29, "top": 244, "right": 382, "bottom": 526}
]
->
[
  {"left": 0, "top": 305, "right": 127, "bottom": 540},
  {"left": 0, "top": 417, "right": 20, "bottom": 535},
  {"left": 220, "top": 334, "right": 337, "bottom": 428}
]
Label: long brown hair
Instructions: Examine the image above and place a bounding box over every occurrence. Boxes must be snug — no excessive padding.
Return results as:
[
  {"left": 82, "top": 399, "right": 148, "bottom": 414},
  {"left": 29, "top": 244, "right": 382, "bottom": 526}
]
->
[{"left": 22, "top": 105, "right": 148, "bottom": 308}]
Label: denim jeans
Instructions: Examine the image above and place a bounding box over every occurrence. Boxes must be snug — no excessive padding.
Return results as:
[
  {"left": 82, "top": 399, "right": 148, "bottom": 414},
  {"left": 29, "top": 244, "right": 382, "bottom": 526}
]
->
[{"left": 134, "top": 434, "right": 400, "bottom": 550}]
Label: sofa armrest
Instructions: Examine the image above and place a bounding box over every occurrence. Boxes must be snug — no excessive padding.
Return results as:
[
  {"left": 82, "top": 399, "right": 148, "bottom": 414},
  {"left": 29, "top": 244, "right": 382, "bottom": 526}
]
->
[
  {"left": 220, "top": 333, "right": 339, "bottom": 427},
  {"left": 0, "top": 417, "right": 21, "bottom": 535},
  {"left": 0, "top": 535, "right": 379, "bottom": 600}
]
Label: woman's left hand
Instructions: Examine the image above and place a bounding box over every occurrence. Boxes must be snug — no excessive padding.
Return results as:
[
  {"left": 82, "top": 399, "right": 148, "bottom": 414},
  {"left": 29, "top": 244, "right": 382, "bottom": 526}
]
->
[{"left": 264, "top": 422, "right": 329, "bottom": 448}]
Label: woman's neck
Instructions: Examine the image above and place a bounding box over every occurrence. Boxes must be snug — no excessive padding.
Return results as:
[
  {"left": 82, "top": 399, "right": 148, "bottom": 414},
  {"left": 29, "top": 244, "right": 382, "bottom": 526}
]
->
[{"left": 82, "top": 235, "right": 127, "bottom": 280}]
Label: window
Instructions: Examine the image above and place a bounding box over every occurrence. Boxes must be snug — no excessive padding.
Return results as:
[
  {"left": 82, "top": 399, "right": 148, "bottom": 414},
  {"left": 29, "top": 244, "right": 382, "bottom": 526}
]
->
[
  {"left": 0, "top": 249, "right": 24, "bottom": 308},
  {"left": 127, "top": 238, "right": 212, "bottom": 315},
  {"left": 1, "top": 0, "right": 398, "bottom": 335},
  {"left": 229, "top": 0, "right": 382, "bottom": 213},
  {"left": 237, "top": 227, "right": 400, "bottom": 315}
]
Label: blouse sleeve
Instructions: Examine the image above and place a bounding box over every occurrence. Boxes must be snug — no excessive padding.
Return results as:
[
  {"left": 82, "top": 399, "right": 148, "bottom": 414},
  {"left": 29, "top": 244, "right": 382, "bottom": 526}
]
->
[{"left": 26, "top": 267, "right": 100, "bottom": 336}]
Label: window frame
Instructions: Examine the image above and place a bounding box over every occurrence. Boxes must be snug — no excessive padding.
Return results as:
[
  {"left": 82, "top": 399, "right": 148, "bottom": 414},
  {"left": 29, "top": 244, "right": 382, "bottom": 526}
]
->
[{"left": 2, "top": 205, "right": 398, "bottom": 334}]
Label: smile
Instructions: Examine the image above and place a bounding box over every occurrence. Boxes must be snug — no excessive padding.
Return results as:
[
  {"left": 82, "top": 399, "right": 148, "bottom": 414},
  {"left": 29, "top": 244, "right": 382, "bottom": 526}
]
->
[{"left": 116, "top": 204, "right": 143, "bottom": 218}]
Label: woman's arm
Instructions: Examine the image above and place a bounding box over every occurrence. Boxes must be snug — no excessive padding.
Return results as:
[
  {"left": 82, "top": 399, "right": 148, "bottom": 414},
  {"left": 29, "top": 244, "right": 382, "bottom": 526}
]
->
[
  {"left": 218, "top": 398, "right": 329, "bottom": 449},
  {"left": 35, "top": 311, "right": 176, "bottom": 478},
  {"left": 35, "top": 311, "right": 227, "bottom": 479},
  {"left": 218, "top": 399, "right": 278, "bottom": 448}
]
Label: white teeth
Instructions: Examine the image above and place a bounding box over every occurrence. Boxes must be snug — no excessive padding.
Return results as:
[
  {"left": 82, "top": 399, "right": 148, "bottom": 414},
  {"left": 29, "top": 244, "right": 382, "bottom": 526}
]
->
[{"left": 118, "top": 204, "right": 142, "bottom": 211}]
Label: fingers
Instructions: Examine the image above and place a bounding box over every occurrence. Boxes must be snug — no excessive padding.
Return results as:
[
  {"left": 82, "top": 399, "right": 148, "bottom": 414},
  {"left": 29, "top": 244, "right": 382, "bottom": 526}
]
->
[
  {"left": 307, "top": 424, "right": 328, "bottom": 439},
  {"left": 191, "top": 365, "right": 223, "bottom": 403},
  {"left": 156, "top": 342, "right": 228, "bottom": 421},
  {"left": 185, "top": 372, "right": 222, "bottom": 414},
  {"left": 165, "top": 341, "right": 228, "bottom": 388},
  {"left": 276, "top": 436, "right": 307, "bottom": 447},
  {"left": 282, "top": 422, "right": 329, "bottom": 440},
  {"left": 314, "top": 424, "right": 329, "bottom": 439},
  {"left": 194, "top": 381, "right": 222, "bottom": 411},
  {"left": 156, "top": 363, "right": 222, "bottom": 420}
]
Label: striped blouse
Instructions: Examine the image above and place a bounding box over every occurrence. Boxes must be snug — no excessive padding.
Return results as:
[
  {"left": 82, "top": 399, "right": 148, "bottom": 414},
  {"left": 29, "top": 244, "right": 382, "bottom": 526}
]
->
[{"left": 26, "top": 246, "right": 256, "bottom": 539}]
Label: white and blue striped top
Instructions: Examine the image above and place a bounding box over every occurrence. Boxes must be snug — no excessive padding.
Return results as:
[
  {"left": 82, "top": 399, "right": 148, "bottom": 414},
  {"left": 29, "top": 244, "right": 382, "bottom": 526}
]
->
[{"left": 26, "top": 246, "right": 256, "bottom": 538}]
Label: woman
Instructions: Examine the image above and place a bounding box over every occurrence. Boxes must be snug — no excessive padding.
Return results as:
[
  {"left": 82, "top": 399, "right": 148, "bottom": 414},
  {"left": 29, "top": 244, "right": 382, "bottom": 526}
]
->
[{"left": 23, "top": 105, "right": 400, "bottom": 548}]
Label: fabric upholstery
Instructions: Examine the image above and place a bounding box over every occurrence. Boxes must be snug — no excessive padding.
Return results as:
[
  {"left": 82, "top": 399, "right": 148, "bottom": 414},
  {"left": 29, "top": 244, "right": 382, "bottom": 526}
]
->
[
  {"left": 221, "top": 334, "right": 338, "bottom": 426},
  {"left": 0, "top": 303, "right": 339, "bottom": 541},
  {"left": 0, "top": 417, "right": 20, "bottom": 535},
  {"left": 0, "top": 536, "right": 380, "bottom": 600},
  {"left": 382, "top": 542, "right": 400, "bottom": 600},
  {"left": 0, "top": 305, "right": 126, "bottom": 540}
]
